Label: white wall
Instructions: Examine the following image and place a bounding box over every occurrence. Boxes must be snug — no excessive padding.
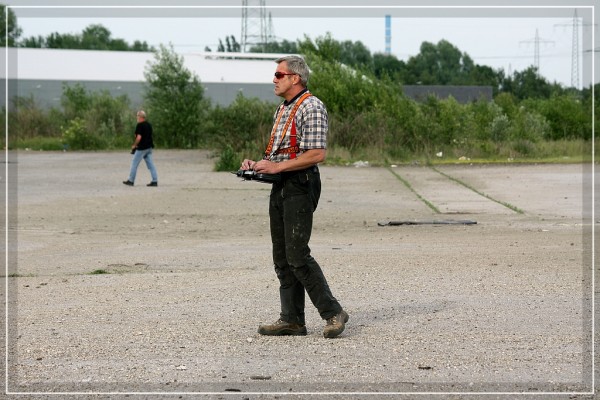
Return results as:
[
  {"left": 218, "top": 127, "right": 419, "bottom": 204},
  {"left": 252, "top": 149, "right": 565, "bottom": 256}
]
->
[{"left": 2, "top": 48, "right": 284, "bottom": 84}]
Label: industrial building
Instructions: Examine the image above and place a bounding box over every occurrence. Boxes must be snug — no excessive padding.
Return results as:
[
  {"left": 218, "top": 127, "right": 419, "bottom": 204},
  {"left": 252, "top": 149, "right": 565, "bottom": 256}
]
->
[
  {"left": 1, "top": 47, "right": 492, "bottom": 111},
  {"left": 1, "top": 48, "right": 282, "bottom": 110}
]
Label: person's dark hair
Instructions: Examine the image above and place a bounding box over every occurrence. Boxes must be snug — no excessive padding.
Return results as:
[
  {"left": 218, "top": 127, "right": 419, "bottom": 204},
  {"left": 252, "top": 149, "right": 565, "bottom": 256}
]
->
[{"left": 275, "top": 55, "right": 309, "bottom": 87}]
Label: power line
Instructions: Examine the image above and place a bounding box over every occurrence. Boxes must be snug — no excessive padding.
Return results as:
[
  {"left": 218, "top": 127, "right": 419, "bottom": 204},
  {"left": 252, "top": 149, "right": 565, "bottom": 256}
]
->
[
  {"left": 519, "top": 28, "right": 554, "bottom": 75},
  {"left": 554, "top": 9, "right": 596, "bottom": 89},
  {"left": 241, "top": 0, "right": 268, "bottom": 52}
]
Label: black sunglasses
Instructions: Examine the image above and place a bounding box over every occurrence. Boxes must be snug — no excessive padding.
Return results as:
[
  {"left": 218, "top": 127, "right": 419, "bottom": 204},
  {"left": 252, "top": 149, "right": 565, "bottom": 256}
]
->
[{"left": 274, "top": 72, "right": 297, "bottom": 79}]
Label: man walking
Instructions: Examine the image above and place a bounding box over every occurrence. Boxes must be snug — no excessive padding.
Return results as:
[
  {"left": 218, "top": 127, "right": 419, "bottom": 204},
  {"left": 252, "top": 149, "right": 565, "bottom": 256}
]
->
[{"left": 123, "top": 110, "right": 158, "bottom": 187}]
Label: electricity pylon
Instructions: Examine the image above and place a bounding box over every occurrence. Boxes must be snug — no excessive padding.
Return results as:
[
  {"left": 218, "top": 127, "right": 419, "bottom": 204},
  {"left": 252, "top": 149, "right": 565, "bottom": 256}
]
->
[
  {"left": 554, "top": 9, "right": 595, "bottom": 89},
  {"left": 241, "top": 0, "right": 268, "bottom": 53},
  {"left": 520, "top": 28, "right": 554, "bottom": 75}
]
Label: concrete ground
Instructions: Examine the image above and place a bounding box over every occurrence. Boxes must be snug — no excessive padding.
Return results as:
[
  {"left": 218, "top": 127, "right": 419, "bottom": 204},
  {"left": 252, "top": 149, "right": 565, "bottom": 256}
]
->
[{"left": 2, "top": 150, "right": 595, "bottom": 399}]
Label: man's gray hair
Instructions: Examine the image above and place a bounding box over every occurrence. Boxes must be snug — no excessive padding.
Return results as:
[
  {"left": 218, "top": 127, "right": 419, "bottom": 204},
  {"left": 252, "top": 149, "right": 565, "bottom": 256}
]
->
[
  {"left": 276, "top": 55, "right": 309, "bottom": 87},
  {"left": 137, "top": 110, "right": 146, "bottom": 119}
]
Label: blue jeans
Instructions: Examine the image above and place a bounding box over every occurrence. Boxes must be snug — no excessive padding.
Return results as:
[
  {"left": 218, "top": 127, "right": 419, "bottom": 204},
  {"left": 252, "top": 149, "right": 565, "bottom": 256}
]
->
[{"left": 128, "top": 148, "right": 158, "bottom": 183}]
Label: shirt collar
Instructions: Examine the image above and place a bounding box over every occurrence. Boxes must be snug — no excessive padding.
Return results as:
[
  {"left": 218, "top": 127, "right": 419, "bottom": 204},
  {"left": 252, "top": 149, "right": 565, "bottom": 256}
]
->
[{"left": 283, "top": 88, "right": 309, "bottom": 106}]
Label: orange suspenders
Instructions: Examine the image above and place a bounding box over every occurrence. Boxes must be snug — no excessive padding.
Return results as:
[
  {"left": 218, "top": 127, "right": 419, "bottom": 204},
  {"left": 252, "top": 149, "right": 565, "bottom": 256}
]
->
[{"left": 264, "top": 92, "right": 312, "bottom": 160}]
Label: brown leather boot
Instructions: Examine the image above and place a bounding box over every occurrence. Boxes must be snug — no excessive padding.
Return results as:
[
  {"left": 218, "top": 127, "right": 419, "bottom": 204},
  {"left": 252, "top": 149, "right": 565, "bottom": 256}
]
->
[
  {"left": 323, "top": 310, "right": 349, "bottom": 338},
  {"left": 258, "top": 319, "right": 307, "bottom": 336}
]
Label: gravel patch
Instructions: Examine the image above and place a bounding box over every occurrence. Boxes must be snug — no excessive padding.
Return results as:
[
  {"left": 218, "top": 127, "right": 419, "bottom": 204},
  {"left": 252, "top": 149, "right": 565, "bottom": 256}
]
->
[{"left": 4, "top": 150, "right": 594, "bottom": 399}]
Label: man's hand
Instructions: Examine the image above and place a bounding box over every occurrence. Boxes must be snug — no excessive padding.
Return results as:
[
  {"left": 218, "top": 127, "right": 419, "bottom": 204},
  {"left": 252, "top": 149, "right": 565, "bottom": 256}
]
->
[
  {"left": 253, "top": 159, "right": 280, "bottom": 174},
  {"left": 241, "top": 159, "right": 256, "bottom": 171}
]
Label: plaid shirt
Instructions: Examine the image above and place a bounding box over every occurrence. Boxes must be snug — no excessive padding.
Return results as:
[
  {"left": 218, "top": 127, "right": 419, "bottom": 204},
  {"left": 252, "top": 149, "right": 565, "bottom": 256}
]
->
[{"left": 267, "top": 91, "right": 328, "bottom": 162}]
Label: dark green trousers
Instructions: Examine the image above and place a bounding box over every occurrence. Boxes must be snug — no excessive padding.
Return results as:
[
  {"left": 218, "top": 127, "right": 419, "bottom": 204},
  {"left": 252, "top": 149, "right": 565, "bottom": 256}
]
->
[{"left": 269, "top": 167, "right": 342, "bottom": 325}]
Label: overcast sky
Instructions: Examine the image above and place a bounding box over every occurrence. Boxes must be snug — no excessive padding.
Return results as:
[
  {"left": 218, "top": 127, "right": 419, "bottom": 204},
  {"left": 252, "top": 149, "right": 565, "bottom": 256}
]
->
[{"left": 5, "top": 2, "right": 598, "bottom": 88}]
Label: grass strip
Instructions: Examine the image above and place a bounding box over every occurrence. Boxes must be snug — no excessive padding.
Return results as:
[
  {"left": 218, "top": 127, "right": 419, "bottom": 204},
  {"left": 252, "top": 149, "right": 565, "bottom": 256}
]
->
[
  {"left": 430, "top": 166, "right": 525, "bottom": 214},
  {"left": 387, "top": 167, "right": 441, "bottom": 214}
]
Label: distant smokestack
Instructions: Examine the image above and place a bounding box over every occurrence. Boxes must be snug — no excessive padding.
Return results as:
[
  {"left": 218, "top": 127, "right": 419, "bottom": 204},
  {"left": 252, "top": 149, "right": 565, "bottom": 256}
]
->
[{"left": 385, "top": 15, "right": 391, "bottom": 54}]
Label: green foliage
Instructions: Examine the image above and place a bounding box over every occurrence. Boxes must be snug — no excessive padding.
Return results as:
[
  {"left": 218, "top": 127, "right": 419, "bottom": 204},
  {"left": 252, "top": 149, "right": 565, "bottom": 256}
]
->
[
  {"left": 12, "top": 137, "right": 65, "bottom": 151},
  {"left": 0, "top": 5, "right": 21, "bottom": 46},
  {"left": 217, "top": 35, "right": 241, "bottom": 52},
  {"left": 18, "top": 23, "right": 153, "bottom": 51},
  {"left": 488, "top": 114, "right": 512, "bottom": 142},
  {"left": 525, "top": 93, "right": 591, "bottom": 140},
  {"left": 493, "top": 92, "right": 519, "bottom": 119},
  {"left": 59, "top": 84, "right": 134, "bottom": 150},
  {"left": 512, "top": 139, "right": 537, "bottom": 156},
  {"left": 214, "top": 145, "right": 241, "bottom": 172},
  {"left": 305, "top": 53, "right": 400, "bottom": 116},
  {"left": 403, "top": 40, "right": 475, "bottom": 85},
  {"left": 90, "top": 269, "right": 109, "bottom": 275},
  {"left": 61, "top": 83, "right": 92, "bottom": 120},
  {"left": 3, "top": 31, "right": 593, "bottom": 166},
  {"left": 295, "top": 34, "right": 568, "bottom": 100},
  {"left": 328, "top": 110, "right": 387, "bottom": 153},
  {"left": 143, "top": 44, "right": 209, "bottom": 148},
  {"left": 512, "top": 110, "right": 549, "bottom": 142},
  {"left": 250, "top": 39, "right": 298, "bottom": 54},
  {"left": 204, "top": 93, "right": 275, "bottom": 160},
  {"left": 467, "top": 100, "right": 503, "bottom": 141},
  {"left": 62, "top": 117, "right": 107, "bottom": 150},
  {"left": 499, "top": 67, "right": 559, "bottom": 100},
  {"left": 372, "top": 53, "right": 405, "bottom": 80},
  {"left": 6, "top": 96, "right": 62, "bottom": 140},
  {"left": 81, "top": 25, "right": 111, "bottom": 50}
]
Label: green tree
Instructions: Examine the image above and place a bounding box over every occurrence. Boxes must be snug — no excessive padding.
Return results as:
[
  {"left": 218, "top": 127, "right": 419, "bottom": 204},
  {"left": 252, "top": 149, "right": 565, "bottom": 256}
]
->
[
  {"left": 297, "top": 33, "right": 346, "bottom": 64},
  {"left": 469, "top": 64, "right": 502, "bottom": 94},
  {"left": 20, "top": 35, "right": 45, "bottom": 48},
  {"left": 500, "top": 66, "right": 553, "bottom": 99},
  {"left": 404, "top": 40, "right": 475, "bottom": 85},
  {"left": 81, "top": 24, "right": 112, "bottom": 50},
  {"left": 339, "top": 39, "right": 373, "bottom": 68},
  {"left": 0, "top": 5, "right": 22, "bottom": 46},
  {"left": 143, "top": 44, "right": 208, "bottom": 148},
  {"left": 131, "top": 40, "right": 152, "bottom": 52},
  {"left": 45, "top": 32, "right": 81, "bottom": 49},
  {"left": 372, "top": 53, "right": 405, "bottom": 80},
  {"left": 19, "top": 23, "right": 153, "bottom": 51},
  {"left": 217, "top": 35, "right": 240, "bottom": 52},
  {"left": 250, "top": 39, "right": 298, "bottom": 54}
]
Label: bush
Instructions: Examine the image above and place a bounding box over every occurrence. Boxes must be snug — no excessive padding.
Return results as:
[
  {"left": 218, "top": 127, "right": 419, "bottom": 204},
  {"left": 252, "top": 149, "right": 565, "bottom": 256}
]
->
[
  {"left": 7, "top": 96, "right": 62, "bottom": 141},
  {"left": 329, "top": 110, "right": 387, "bottom": 153},
  {"left": 204, "top": 93, "right": 276, "bottom": 160},
  {"left": 144, "top": 44, "right": 209, "bottom": 148},
  {"left": 214, "top": 144, "right": 240, "bottom": 172},
  {"left": 527, "top": 94, "right": 590, "bottom": 140},
  {"left": 61, "top": 117, "right": 107, "bottom": 150},
  {"left": 59, "top": 83, "right": 135, "bottom": 149},
  {"left": 488, "top": 114, "right": 512, "bottom": 142},
  {"left": 468, "top": 100, "right": 503, "bottom": 141}
]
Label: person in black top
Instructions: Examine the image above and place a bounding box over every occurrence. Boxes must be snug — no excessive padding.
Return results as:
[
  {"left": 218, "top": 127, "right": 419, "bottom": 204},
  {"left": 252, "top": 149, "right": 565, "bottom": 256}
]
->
[{"left": 123, "top": 110, "right": 158, "bottom": 187}]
